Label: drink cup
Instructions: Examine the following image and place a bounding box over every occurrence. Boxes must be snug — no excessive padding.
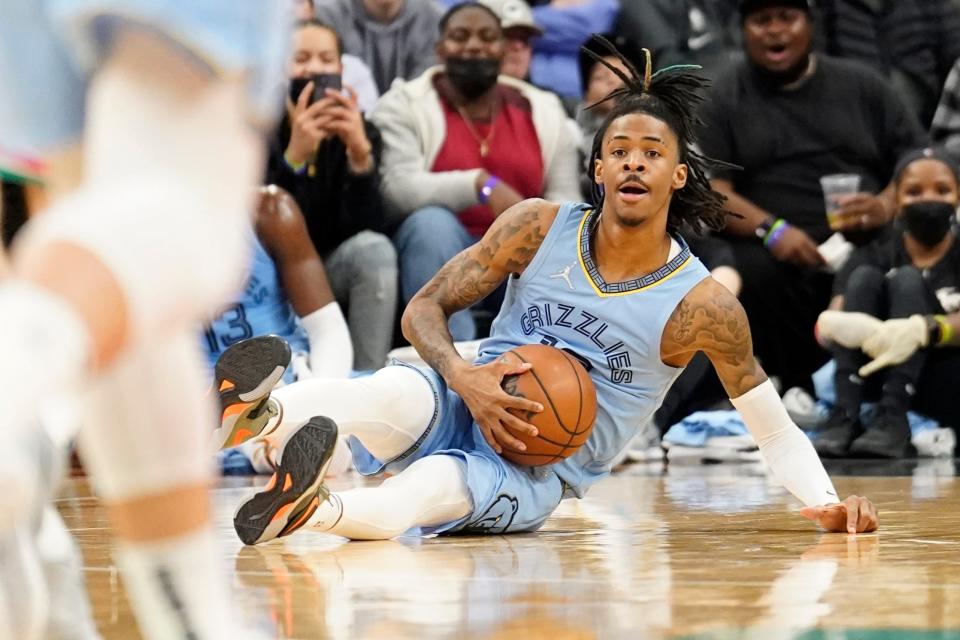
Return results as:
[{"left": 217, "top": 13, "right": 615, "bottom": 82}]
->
[{"left": 820, "top": 174, "right": 861, "bottom": 229}]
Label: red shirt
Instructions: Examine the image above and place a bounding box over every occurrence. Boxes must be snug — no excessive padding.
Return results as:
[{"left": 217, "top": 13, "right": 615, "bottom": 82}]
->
[{"left": 431, "top": 77, "right": 545, "bottom": 237}]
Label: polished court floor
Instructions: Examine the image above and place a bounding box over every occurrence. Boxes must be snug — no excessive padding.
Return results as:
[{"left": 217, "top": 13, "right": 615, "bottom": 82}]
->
[{"left": 58, "top": 459, "right": 960, "bottom": 639}]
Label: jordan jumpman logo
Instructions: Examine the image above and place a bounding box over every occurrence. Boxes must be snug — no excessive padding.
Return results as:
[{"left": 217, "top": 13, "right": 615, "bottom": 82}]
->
[{"left": 550, "top": 263, "right": 576, "bottom": 290}]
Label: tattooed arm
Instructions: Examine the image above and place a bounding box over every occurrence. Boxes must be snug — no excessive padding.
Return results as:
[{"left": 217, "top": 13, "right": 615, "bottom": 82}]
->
[
  {"left": 660, "top": 277, "right": 767, "bottom": 397},
  {"left": 400, "top": 199, "right": 560, "bottom": 453},
  {"left": 662, "top": 279, "right": 879, "bottom": 531}
]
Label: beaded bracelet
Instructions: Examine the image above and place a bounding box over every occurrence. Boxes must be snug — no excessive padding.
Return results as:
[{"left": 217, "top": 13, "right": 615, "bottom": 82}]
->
[{"left": 763, "top": 218, "right": 789, "bottom": 249}]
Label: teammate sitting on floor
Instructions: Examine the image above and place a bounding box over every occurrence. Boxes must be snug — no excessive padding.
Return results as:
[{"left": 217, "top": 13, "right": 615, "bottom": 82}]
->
[
  {"left": 204, "top": 185, "right": 352, "bottom": 385},
  {"left": 216, "top": 41, "right": 878, "bottom": 545},
  {"left": 816, "top": 147, "right": 960, "bottom": 458}
]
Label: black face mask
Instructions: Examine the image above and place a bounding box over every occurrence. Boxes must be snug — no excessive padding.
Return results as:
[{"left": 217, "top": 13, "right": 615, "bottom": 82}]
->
[
  {"left": 901, "top": 201, "right": 956, "bottom": 247},
  {"left": 445, "top": 57, "right": 500, "bottom": 100}
]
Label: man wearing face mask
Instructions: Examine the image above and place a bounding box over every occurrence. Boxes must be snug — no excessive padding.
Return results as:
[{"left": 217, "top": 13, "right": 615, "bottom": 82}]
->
[
  {"left": 371, "top": 1, "right": 579, "bottom": 341},
  {"left": 816, "top": 148, "right": 960, "bottom": 458},
  {"left": 267, "top": 19, "right": 398, "bottom": 372},
  {"left": 697, "top": 0, "right": 926, "bottom": 393}
]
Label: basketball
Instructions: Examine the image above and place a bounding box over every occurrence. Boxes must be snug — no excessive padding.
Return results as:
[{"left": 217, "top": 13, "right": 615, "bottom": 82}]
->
[{"left": 499, "top": 344, "right": 597, "bottom": 466}]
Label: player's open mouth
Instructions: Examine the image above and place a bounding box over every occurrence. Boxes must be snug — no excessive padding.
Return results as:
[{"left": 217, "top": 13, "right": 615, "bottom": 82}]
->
[
  {"left": 618, "top": 183, "right": 648, "bottom": 202},
  {"left": 765, "top": 44, "right": 790, "bottom": 62}
]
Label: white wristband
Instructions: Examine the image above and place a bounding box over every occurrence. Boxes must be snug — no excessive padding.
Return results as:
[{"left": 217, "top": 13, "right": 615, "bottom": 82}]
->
[
  {"left": 300, "top": 302, "right": 353, "bottom": 379},
  {"left": 731, "top": 380, "right": 839, "bottom": 507}
]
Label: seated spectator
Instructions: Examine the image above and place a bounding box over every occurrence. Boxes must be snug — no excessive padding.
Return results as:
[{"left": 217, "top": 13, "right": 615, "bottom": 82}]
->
[
  {"left": 268, "top": 19, "right": 398, "bottom": 371},
  {"left": 371, "top": 1, "right": 580, "bottom": 340},
  {"left": 818, "top": 0, "right": 960, "bottom": 126},
  {"left": 204, "top": 187, "right": 353, "bottom": 383},
  {"left": 815, "top": 148, "right": 960, "bottom": 458},
  {"left": 479, "top": 0, "right": 543, "bottom": 83},
  {"left": 698, "top": 0, "right": 926, "bottom": 392},
  {"left": 526, "top": 0, "right": 620, "bottom": 100},
  {"left": 931, "top": 58, "right": 960, "bottom": 166},
  {"left": 315, "top": 0, "right": 444, "bottom": 94},
  {"left": 615, "top": 0, "right": 741, "bottom": 80}
]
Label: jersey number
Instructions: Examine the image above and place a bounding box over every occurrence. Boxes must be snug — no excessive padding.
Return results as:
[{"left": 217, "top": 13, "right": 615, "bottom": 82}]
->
[{"left": 204, "top": 304, "right": 253, "bottom": 355}]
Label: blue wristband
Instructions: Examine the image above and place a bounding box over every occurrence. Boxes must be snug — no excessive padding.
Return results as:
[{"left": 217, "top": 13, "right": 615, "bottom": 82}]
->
[
  {"left": 478, "top": 175, "right": 500, "bottom": 204},
  {"left": 763, "top": 218, "right": 789, "bottom": 249}
]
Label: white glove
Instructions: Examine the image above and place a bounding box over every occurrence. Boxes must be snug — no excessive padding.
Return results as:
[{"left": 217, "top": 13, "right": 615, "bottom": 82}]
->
[
  {"left": 815, "top": 310, "right": 883, "bottom": 349},
  {"left": 859, "top": 315, "right": 928, "bottom": 377}
]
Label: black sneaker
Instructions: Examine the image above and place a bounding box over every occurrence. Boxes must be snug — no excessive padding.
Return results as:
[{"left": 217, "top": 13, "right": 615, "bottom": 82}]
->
[
  {"left": 849, "top": 407, "right": 914, "bottom": 458},
  {"left": 213, "top": 335, "right": 291, "bottom": 450},
  {"left": 813, "top": 406, "right": 863, "bottom": 458},
  {"left": 234, "top": 416, "right": 339, "bottom": 546}
]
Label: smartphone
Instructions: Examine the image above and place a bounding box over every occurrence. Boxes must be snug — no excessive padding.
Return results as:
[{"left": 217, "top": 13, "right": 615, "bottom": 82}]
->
[{"left": 289, "top": 74, "right": 343, "bottom": 105}]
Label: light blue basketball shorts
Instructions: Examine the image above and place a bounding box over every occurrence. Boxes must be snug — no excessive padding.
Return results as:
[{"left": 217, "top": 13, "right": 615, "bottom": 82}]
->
[
  {"left": 349, "top": 363, "right": 566, "bottom": 535},
  {"left": 0, "top": 0, "right": 290, "bottom": 159}
]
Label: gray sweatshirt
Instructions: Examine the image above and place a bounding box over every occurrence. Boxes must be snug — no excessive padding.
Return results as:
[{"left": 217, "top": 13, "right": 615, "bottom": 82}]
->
[{"left": 316, "top": 0, "right": 444, "bottom": 94}]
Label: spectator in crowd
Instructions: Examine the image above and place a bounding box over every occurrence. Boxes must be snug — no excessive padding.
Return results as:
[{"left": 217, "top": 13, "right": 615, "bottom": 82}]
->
[
  {"left": 269, "top": 19, "right": 398, "bottom": 371},
  {"left": 931, "top": 59, "right": 960, "bottom": 166},
  {"left": 698, "top": 0, "right": 926, "bottom": 392},
  {"left": 615, "top": 0, "right": 741, "bottom": 80},
  {"left": 479, "top": 0, "right": 543, "bottom": 82},
  {"left": 315, "top": 0, "right": 444, "bottom": 94},
  {"left": 204, "top": 187, "right": 353, "bottom": 383},
  {"left": 297, "top": 0, "right": 381, "bottom": 111},
  {"left": 817, "top": 0, "right": 960, "bottom": 127},
  {"left": 371, "top": 1, "right": 580, "bottom": 341},
  {"left": 526, "top": 0, "right": 620, "bottom": 100},
  {"left": 816, "top": 148, "right": 960, "bottom": 458}
]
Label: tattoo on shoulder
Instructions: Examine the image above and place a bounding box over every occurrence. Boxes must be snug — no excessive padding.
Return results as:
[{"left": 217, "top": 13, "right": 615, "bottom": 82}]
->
[
  {"left": 667, "top": 285, "right": 766, "bottom": 396},
  {"left": 421, "top": 201, "right": 549, "bottom": 311}
]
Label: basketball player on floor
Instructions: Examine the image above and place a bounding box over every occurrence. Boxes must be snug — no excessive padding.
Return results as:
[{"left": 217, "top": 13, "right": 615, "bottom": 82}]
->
[
  {"left": 218, "top": 28, "right": 878, "bottom": 545},
  {"left": 0, "top": 2, "right": 289, "bottom": 638}
]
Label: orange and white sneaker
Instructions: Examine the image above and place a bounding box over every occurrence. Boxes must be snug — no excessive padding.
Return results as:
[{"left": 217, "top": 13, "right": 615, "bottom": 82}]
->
[
  {"left": 213, "top": 336, "right": 290, "bottom": 450},
  {"left": 233, "top": 416, "right": 338, "bottom": 546}
]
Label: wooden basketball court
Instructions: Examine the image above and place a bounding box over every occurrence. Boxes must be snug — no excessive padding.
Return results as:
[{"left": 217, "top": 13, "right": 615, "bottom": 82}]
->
[{"left": 58, "top": 460, "right": 960, "bottom": 639}]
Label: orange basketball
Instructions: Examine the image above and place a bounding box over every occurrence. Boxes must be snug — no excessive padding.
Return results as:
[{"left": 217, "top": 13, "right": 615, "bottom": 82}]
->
[{"left": 499, "top": 344, "right": 597, "bottom": 466}]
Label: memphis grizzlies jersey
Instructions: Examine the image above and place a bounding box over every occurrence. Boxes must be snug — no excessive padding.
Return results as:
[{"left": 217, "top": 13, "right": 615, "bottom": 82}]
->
[
  {"left": 203, "top": 236, "right": 309, "bottom": 379},
  {"left": 477, "top": 202, "right": 711, "bottom": 497}
]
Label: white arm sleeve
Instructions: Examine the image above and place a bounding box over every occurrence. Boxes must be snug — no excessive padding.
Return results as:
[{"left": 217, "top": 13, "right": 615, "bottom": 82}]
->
[
  {"left": 301, "top": 302, "right": 353, "bottom": 379},
  {"left": 730, "top": 380, "right": 839, "bottom": 507}
]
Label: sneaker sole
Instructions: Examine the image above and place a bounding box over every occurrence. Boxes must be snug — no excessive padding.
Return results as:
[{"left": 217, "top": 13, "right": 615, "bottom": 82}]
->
[
  {"left": 234, "top": 416, "right": 338, "bottom": 546},
  {"left": 214, "top": 336, "right": 291, "bottom": 450}
]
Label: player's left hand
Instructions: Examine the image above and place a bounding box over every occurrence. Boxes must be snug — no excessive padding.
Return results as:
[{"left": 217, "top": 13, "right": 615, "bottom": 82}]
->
[
  {"left": 800, "top": 495, "right": 878, "bottom": 533},
  {"left": 858, "top": 315, "right": 928, "bottom": 377},
  {"left": 831, "top": 193, "right": 891, "bottom": 231}
]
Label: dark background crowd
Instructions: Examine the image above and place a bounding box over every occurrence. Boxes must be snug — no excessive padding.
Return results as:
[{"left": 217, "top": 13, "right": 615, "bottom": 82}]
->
[{"left": 4, "top": 0, "right": 960, "bottom": 462}]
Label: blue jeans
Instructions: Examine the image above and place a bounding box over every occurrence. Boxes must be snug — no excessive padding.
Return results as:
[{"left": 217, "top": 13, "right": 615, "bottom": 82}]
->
[{"left": 393, "top": 206, "right": 478, "bottom": 341}]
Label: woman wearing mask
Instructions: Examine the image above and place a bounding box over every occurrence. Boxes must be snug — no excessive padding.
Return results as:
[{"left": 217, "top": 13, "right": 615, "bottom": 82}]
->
[
  {"left": 815, "top": 147, "right": 960, "bottom": 458},
  {"left": 371, "top": 1, "right": 579, "bottom": 342}
]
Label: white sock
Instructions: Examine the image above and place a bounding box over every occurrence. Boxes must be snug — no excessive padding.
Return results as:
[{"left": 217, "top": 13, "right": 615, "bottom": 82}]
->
[
  {"left": 113, "top": 527, "right": 239, "bottom": 640},
  {"left": 308, "top": 455, "right": 472, "bottom": 540},
  {"left": 0, "top": 281, "right": 89, "bottom": 438}
]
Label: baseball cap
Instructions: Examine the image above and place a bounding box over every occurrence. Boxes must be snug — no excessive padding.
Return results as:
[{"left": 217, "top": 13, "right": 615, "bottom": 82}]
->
[{"left": 479, "top": 0, "right": 543, "bottom": 37}]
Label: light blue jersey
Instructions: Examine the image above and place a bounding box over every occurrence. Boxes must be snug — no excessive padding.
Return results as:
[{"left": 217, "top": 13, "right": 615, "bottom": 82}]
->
[
  {"left": 351, "top": 202, "right": 711, "bottom": 535},
  {"left": 0, "top": 0, "right": 289, "bottom": 158},
  {"left": 203, "top": 237, "right": 308, "bottom": 383},
  {"left": 476, "top": 202, "right": 711, "bottom": 496}
]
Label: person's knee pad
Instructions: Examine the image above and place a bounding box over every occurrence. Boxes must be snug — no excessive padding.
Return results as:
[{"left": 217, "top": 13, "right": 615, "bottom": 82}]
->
[
  {"left": 14, "top": 181, "right": 250, "bottom": 342},
  {"left": 77, "top": 332, "right": 214, "bottom": 501}
]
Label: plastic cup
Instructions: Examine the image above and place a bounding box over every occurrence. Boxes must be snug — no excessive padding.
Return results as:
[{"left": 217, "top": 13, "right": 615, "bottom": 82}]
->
[{"left": 820, "top": 174, "right": 861, "bottom": 229}]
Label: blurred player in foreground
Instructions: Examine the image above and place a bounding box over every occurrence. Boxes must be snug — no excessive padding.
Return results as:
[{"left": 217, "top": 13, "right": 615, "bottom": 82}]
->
[
  {"left": 219, "top": 22, "right": 878, "bottom": 546},
  {"left": 0, "top": 2, "right": 289, "bottom": 638}
]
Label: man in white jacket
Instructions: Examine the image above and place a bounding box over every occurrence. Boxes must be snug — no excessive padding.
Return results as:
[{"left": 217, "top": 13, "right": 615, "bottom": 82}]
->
[{"left": 372, "top": 1, "right": 581, "bottom": 341}]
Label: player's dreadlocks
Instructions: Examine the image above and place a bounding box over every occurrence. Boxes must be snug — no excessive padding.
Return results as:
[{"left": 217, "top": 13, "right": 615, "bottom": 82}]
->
[{"left": 584, "top": 36, "right": 734, "bottom": 234}]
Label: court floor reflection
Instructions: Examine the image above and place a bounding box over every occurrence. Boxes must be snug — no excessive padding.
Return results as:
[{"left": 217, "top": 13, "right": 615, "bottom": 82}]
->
[{"left": 61, "top": 462, "right": 960, "bottom": 639}]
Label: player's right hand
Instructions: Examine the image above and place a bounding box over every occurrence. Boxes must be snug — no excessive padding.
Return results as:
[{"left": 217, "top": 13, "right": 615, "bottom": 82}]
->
[
  {"left": 449, "top": 359, "right": 544, "bottom": 455},
  {"left": 768, "top": 225, "right": 826, "bottom": 268}
]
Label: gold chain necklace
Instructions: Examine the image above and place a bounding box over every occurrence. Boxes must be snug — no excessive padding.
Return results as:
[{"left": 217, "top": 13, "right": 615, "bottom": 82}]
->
[{"left": 455, "top": 103, "right": 497, "bottom": 158}]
